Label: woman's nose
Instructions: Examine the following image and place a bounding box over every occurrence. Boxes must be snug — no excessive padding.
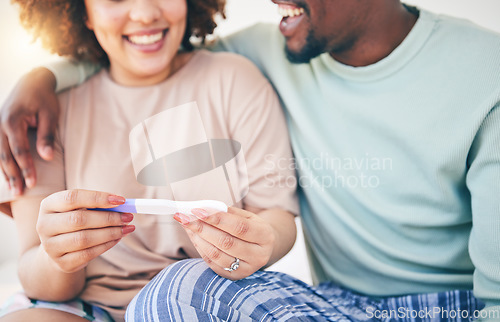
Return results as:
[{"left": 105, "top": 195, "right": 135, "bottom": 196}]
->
[{"left": 129, "top": 0, "right": 161, "bottom": 24}]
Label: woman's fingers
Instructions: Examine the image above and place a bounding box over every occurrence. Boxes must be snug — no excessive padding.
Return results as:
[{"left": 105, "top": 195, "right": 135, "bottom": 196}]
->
[
  {"left": 53, "top": 238, "right": 122, "bottom": 273},
  {"left": 44, "top": 225, "right": 135, "bottom": 258},
  {"left": 36, "top": 189, "right": 134, "bottom": 273},
  {"left": 37, "top": 209, "right": 134, "bottom": 237},
  {"left": 190, "top": 207, "right": 275, "bottom": 245},
  {"left": 40, "top": 189, "right": 126, "bottom": 214},
  {"left": 184, "top": 229, "right": 252, "bottom": 280},
  {"left": 178, "top": 213, "right": 261, "bottom": 257},
  {"left": 174, "top": 208, "right": 275, "bottom": 274}
]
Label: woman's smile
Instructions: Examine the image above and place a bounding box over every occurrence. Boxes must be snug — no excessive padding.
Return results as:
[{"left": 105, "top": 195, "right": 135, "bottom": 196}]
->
[
  {"left": 123, "top": 28, "right": 169, "bottom": 53},
  {"left": 85, "top": 0, "right": 187, "bottom": 86}
]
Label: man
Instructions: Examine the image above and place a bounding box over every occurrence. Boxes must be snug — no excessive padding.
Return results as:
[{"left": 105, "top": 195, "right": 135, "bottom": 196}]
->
[{"left": 1, "top": 0, "right": 500, "bottom": 320}]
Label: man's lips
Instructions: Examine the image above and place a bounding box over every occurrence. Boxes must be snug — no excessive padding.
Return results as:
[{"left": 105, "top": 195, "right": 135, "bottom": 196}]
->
[
  {"left": 274, "top": 2, "right": 306, "bottom": 37},
  {"left": 277, "top": 3, "right": 305, "bottom": 18}
]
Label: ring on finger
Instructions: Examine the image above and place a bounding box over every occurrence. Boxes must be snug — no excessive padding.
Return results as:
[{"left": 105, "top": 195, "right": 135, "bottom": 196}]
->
[{"left": 224, "top": 257, "right": 240, "bottom": 272}]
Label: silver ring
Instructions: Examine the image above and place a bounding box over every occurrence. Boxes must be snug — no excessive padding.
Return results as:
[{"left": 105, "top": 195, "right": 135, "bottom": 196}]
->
[{"left": 224, "top": 257, "right": 240, "bottom": 272}]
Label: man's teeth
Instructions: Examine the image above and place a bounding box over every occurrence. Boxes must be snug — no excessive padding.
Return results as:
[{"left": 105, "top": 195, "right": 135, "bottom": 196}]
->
[
  {"left": 278, "top": 6, "right": 304, "bottom": 18},
  {"left": 128, "top": 32, "right": 163, "bottom": 45}
]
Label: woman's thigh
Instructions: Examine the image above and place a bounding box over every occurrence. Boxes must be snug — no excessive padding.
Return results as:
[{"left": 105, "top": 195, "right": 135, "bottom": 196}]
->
[{"left": 0, "top": 308, "right": 89, "bottom": 322}]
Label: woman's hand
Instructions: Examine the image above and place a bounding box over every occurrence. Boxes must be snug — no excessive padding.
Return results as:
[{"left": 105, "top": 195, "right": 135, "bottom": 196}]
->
[
  {"left": 174, "top": 207, "right": 295, "bottom": 280},
  {"left": 37, "top": 189, "right": 135, "bottom": 273},
  {"left": 0, "top": 67, "right": 59, "bottom": 196}
]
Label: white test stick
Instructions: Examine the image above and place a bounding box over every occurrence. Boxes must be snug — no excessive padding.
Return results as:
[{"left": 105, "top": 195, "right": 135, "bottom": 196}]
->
[{"left": 95, "top": 198, "right": 228, "bottom": 215}]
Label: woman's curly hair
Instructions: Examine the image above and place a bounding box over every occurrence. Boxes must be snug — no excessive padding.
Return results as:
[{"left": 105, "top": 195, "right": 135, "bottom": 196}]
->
[{"left": 11, "top": 0, "right": 226, "bottom": 66}]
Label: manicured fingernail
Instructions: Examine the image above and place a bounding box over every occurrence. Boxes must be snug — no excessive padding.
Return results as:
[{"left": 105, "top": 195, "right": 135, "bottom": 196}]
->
[
  {"left": 122, "top": 225, "right": 135, "bottom": 235},
  {"left": 121, "top": 213, "right": 134, "bottom": 223},
  {"left": 173, "top": 213, "right": 190, "bottom": 225},
  {"left": 191, "top": 208, "right": 208, "bottom": 219},
  {"left": 109, "top": 195, "right": 126, "bottom": 205}
]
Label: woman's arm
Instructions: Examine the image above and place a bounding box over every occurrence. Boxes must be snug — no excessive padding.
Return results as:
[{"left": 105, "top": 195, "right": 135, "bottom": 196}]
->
[
  {"left": 12, "top": 196, "right": 86, "bottom": 301},
  {"left": 246, "top": 206, "right": 296, "bottom": 268},
  {"left": 11, "top": 190, "right": 132, "bottom": 301}
]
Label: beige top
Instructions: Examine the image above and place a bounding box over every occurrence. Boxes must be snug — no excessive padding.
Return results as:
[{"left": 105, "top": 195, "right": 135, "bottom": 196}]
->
[{"left": 0, "top": 50, "right": 298, "bottom": 321}]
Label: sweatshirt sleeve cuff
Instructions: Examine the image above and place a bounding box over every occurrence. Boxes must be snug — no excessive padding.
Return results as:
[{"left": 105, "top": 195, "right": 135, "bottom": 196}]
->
[{"left": 43, "top": 59, "right": 101, "bottom": 93}]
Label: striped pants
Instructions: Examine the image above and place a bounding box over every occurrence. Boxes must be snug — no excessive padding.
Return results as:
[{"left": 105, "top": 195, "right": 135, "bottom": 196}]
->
[{"left": 125, "top": 259, "right": 484, "bottom": 321}]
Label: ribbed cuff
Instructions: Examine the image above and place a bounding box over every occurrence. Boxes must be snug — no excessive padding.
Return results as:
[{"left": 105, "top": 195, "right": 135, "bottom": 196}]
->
[{"left": 43, "top": 59, "right": 101, "bottom": 93}]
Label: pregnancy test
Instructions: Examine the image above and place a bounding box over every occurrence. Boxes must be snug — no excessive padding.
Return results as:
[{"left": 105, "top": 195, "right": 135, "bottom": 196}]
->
[{"left": 93, "top": 199, "right": 227, "bottom": 215}]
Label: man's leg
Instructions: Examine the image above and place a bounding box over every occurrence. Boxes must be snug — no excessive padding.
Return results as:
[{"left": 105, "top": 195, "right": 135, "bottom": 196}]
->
[
  {"left": 126, "top": 259, "right": 381, "bottom": 321},
  {"left": 379, "top": 290, "right": 485, "bottom": 322}
]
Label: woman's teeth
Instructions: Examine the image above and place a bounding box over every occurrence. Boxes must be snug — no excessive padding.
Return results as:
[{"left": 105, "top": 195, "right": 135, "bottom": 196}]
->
[
  {"left": 278, "top": 6, "right": 304, "bottom": 18},
  {"left": 128, "top": 32, "right": 163, "bottom": 45}
]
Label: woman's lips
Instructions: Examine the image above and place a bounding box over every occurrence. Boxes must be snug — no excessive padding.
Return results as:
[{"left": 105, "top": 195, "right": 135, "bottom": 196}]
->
[{"left": 124, "top": 29, "right": 168, "bottom": 53}]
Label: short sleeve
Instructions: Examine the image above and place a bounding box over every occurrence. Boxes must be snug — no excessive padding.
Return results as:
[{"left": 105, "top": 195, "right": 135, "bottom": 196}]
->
[{"left": 219, "top": 54, "right": 299, "bottom": 215}]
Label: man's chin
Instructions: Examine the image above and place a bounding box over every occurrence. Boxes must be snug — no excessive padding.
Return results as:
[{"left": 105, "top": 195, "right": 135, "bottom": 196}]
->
[
  {"left": 285, "top": 46, "right": 320, "bottom": 64},
  {"left": 284, "top": 35, "right": 325, "bottom": 64},
  {"left": 285, "top": 47, "right": 310, "bottom": 64}
]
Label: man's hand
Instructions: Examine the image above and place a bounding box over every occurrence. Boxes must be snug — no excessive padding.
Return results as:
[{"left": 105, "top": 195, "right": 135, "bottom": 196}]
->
[{"left": 0, "top": 67, "right": 59, "bottom": 196}]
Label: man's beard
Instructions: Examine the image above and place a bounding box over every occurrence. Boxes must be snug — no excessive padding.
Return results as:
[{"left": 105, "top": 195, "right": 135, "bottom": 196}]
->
[{"left": 285, "top": 30, "right": 326, "bottom": 64}]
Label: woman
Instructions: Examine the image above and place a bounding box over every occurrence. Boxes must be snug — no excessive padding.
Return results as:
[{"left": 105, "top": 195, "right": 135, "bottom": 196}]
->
[{"left": 0, "top": 0, "right": 298, "bottom": 321}]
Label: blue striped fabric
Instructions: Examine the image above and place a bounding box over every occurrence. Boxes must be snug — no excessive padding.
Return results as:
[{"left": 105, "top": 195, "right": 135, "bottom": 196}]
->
[{"left": 125, "top": 259, "right": 484, "bottom": 321}]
